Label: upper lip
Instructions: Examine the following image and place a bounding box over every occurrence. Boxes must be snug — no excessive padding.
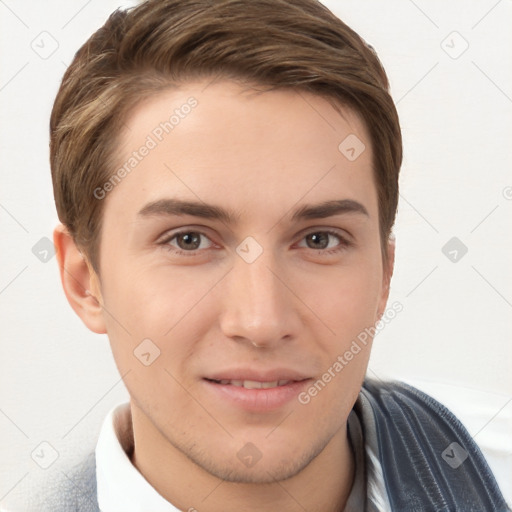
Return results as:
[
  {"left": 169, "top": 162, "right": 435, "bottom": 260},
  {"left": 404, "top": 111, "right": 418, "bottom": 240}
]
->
[{"left": 204, "top": 368, "right": 311, "bottom": 382}]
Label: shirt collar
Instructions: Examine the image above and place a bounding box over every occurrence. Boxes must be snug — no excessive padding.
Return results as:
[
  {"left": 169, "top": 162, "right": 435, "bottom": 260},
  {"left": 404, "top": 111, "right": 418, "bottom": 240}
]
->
[
  {"left": 95, "top": 402, "right": 180, "bottom": 512},
  {"left": 95, "top": 398, "right": 388, "bottom": 512}
]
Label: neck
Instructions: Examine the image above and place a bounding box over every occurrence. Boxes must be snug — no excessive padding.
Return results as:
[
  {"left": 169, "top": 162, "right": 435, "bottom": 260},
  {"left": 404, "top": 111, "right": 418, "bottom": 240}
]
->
[{"left": 130, "top": 403, "right": 355, "bottom": 512}]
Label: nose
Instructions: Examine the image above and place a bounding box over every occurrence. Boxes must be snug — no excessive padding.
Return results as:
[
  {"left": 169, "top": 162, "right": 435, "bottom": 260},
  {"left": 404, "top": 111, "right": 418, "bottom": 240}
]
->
[{"left": 218, "top": 246, "right": 301, "bottom": 348}]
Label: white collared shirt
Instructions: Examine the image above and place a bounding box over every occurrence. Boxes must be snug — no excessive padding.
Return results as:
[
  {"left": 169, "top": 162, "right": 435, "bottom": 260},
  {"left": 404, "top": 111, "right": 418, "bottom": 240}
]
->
[
  {"left": 95, "top": 400, "right": 387, "bottom": 512},
  {"left": 96, "top": 402, "right": 180, "bottom": 512}
]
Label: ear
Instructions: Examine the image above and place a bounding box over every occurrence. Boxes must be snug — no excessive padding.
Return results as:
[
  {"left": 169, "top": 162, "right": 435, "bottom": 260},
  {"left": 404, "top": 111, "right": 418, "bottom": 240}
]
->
[
  {"left": 377, "top": 234, "right": 395, "bottom": 319},
  {"left": 53, "top": 224, "right": 106, "bottom": 334}
]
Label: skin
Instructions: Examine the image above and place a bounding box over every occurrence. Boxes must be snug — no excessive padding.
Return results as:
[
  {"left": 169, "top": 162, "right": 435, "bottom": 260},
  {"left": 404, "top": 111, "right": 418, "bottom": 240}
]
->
[{"left": 54, "top": 79, "right": 394, "bottom": 512}]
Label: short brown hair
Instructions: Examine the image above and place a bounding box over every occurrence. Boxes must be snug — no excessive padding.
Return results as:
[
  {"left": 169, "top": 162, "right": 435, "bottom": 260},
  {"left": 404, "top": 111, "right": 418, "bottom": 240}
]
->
[{"left": 50, "top": 0, "right": 402, "bottom": 273}]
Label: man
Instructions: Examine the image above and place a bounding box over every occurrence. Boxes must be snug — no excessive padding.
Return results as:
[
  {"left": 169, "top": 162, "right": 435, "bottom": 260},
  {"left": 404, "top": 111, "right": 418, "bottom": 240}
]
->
[{"left": 35, "top": 0, "right": 509, "bottom": 510}]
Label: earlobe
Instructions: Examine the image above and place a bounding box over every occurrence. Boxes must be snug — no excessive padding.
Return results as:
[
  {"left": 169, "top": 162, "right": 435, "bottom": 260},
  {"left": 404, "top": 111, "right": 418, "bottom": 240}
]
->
[{"left": 53, "top": 224, "right": 107, "bottom": 334}]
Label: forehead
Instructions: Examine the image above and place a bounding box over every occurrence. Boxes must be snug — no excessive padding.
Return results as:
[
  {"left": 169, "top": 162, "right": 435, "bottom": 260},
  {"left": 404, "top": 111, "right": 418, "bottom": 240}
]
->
[{"left": 104, "top": 80, "right": 376, "bottom": 225}]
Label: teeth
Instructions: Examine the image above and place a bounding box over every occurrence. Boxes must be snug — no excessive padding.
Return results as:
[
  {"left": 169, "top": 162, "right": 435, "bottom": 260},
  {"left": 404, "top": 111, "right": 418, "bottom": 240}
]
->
[{"left": 213, "top": 379, "right": 292, "bottom": 388}]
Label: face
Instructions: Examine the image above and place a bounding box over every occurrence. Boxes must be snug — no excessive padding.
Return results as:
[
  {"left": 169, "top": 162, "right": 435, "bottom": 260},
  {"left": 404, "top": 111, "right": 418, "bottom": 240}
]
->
[{"left": 90, "top": 80, "right": 392, "bottom": 484}]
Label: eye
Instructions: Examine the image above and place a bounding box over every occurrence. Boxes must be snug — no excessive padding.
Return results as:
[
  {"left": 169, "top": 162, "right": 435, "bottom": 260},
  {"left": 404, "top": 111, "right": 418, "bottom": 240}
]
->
[
  {"left": 158, "top": 228, "right": 352, "bottom": 258},
  {"left": 297, "top": 229, "right": 351, "bottom": 254},
  {"left": 160, "top": 230, "right": 214, "bottom": 256}
]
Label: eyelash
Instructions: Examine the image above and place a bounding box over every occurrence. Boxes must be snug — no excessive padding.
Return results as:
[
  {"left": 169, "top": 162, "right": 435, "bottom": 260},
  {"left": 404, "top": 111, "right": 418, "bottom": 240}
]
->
[{"left": 158, "top": 229, "right": 352, "bottom": 257}]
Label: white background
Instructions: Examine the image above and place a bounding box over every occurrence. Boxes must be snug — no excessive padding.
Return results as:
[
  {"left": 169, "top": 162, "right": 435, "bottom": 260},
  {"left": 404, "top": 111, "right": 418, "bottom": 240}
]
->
[{"left": 1, "top": 0, "right": 511, "bottom": 509}]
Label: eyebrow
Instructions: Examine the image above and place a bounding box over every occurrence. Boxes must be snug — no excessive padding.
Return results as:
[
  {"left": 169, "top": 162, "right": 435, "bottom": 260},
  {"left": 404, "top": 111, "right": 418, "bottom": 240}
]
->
[{"left": 137, "top": 198, "right": 369, "bottom": 224}]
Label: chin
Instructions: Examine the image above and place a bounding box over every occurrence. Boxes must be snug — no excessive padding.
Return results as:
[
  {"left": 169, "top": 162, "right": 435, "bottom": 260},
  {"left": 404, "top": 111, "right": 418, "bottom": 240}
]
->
[
  {"left": 186, "top": 439, "right": 323, "bottom": 485},
  {"left": 206, "top": 459, "right": 309, "bottom": 485}
]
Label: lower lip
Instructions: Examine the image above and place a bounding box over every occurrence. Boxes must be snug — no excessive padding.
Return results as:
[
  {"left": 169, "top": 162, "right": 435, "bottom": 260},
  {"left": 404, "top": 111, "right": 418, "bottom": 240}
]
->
[{"left": 202, "top": 379, "right": 312, "bottom": 412}]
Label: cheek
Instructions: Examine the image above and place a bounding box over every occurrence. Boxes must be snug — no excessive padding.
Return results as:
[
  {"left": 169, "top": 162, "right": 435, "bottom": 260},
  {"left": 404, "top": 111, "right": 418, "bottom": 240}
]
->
[
  {"left": 301, "top": 258, "right": 383, "bottom": 337},
  {"left": 300, "top": 265, "right": 382, "bottom": 410},
  {"left": 101, "top": 252, "right": 207, "bottom": 330},
  {"left": 99, "top": 260, "right": 215, "bottom": 375}
]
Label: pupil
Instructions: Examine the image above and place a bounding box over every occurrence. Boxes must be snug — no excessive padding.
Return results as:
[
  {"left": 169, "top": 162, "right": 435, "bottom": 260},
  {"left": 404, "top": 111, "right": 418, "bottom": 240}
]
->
[
  {"left": 308, "top": 233, "right": 328, "bottom": 249},
  {"left": 179, "top": 232, "right": 200, "bottom": 249}
]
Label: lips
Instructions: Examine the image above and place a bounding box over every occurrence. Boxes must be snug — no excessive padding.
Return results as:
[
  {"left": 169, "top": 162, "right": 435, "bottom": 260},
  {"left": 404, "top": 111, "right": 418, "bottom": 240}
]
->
[
  {"left": 205, "top": 368, "right": 310, "bottom": 384},
  {"left": 205, "top": 378, "right": 293, "bottom": 389},
  {"left": 202, "top": 369, "right": 312, "bottom": 412}
]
